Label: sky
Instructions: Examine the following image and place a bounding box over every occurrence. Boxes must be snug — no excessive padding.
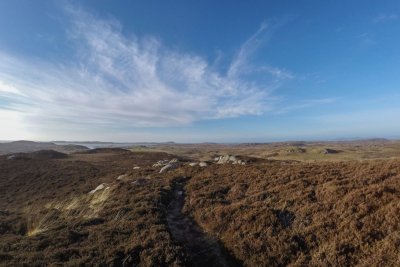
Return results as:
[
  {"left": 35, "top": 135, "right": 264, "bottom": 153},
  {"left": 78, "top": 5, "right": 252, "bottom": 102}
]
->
[{"left": 0, "top": 0, "right": 399, "bottom": 142}]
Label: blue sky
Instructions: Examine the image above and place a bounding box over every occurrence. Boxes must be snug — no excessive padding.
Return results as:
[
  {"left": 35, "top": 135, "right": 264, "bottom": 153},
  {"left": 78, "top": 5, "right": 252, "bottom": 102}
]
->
[{"left": 0, "top": 0, "right": 399, "bottom": 142}]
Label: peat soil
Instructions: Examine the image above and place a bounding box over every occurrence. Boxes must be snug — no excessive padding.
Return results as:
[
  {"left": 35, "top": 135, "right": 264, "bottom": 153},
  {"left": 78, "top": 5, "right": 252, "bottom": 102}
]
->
[{"left": 167, "top": 177, "right": 241, "bottom": 267}]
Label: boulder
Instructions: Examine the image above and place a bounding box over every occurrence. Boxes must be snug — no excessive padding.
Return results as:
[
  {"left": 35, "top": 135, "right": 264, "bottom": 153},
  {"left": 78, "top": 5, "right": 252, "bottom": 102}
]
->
[
  {"left": 199, "top": 162, "right": 208, "bottom": 167},
  {"left": 189, "top": 162, "right": 198, "bottom": 167},
  {"left": 217, "top": 155, "right": 230, "bottom": 164},
  {"left": 216, "top": 155, "right": 239, "bottom": 164}
]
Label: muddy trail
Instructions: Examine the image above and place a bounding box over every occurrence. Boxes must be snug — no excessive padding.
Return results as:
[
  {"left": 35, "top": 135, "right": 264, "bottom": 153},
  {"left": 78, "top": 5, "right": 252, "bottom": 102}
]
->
[{"left": 167, "top": 177, "right": 241, "bottom": 267}]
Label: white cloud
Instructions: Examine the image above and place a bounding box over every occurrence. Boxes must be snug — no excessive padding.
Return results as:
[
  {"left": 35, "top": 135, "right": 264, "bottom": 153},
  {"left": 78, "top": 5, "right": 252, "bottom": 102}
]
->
[
  {"left": 373, "top": 14, "right": 399, "bottom": 23},
  {"left": 273, "top": 98, "right": 337, "bottom": 115},
  {"left": 0, "top": 8, "right": 296, "bottom": 140}
]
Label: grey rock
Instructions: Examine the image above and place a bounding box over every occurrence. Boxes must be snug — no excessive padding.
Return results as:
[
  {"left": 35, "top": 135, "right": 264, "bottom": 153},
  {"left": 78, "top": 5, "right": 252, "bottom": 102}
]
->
[{"left": 159, "top": 163, "right": 177, "bottom": 173}]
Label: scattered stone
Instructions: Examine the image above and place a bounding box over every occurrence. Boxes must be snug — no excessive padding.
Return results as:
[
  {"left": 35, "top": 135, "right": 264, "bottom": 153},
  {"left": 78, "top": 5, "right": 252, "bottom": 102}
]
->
[
  {"left": 116, "top": 174, "right": 128, "bottom": 180},
  {"left": 199, "top": 162, "right": 208, "bottom": 167},
  {"left": 89, "top": 183, "right": 107, "bottom": 194},
  {"left": 189, "top": 162, "right": 198, "bottom": 167},
  {"left": 7, "top": 154, "right": 17, "bottom": 160},
  {"left": 169, "top": 158, "right": 179, "bottom": 163},
  {"left": 153, "top": 159, "right": 170, "bottom": 167}
]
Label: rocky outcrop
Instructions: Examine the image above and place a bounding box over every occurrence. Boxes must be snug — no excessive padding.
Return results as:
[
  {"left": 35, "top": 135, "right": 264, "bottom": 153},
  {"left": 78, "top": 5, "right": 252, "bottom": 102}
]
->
[
  {"left": 153, "top": 158, "right": 181, "bottom": 173},
  {"left": 215, "top": 155, "right": 246, "bottom": 165},
  {"left": 160, "top": 163, "right": 178, "bottom": 173}
]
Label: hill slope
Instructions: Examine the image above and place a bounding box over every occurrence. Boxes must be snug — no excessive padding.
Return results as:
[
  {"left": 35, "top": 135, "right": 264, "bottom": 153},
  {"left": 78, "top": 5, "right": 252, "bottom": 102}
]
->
[{"left": 0, "top": 149, "right": 399, "bottom": 266}]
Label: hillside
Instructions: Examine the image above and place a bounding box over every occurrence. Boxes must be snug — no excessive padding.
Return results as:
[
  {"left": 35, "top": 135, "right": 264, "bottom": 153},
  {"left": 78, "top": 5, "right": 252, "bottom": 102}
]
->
[
  {"left": 0, "top": 148, "right": 399, "bottom": 266},
  {"left": 0, "top": 141, "right": 89, "bottom": 155}
]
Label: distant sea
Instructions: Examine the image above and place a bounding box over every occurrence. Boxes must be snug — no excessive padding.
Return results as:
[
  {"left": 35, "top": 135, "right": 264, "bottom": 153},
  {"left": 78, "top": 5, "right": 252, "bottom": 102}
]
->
[{"left": 53, "top": 142, "right": 138, "bottom": 149}]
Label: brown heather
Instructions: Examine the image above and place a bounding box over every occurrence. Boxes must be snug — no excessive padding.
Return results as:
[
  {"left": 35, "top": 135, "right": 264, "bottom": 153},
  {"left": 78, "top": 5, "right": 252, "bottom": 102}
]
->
[{"left": 0, "top": 147, "right": 399, "bottom": 266}]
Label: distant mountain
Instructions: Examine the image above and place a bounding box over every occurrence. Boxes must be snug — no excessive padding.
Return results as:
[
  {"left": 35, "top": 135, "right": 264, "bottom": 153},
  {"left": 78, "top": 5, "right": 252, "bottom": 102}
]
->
[
  {"left": 53, "top": 141, "right": 115, "bottom": 144},
  {"left": 0, "top": 141, "right": 89, "bottom": 155},
  {"left": 333, "top": 137, "right": 390, "bottom": 142}
]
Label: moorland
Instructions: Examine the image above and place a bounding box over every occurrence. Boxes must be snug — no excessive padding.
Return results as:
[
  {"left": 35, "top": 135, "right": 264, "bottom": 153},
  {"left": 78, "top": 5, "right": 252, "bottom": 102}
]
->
[{"left": 0, "top": 140, "right": 399, "bottom": 266}]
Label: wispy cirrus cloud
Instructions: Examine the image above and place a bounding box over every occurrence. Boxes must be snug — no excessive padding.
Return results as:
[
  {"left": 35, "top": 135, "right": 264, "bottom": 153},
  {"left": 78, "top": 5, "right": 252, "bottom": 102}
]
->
[
  {"left": 0, "top": 7, "right": 299, "bottom": 140},
  {"left": 273, "top": 98, "right": 338, "bottom": 115},
  {"left": 227, "top": 21, "right": 293, "bottom": 81},
  {"left": 373, "top": 14, "right": 399, "bottom": 23}
]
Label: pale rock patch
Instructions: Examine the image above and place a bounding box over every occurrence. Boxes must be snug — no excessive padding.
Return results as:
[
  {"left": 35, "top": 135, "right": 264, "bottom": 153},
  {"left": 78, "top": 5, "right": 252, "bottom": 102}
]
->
[
  {"left": 199, "top": 162, "right": 208, "bottom": 167},
  {"left": 89, "top": 183, "right": 107, "bottom": 194},
  {"left": 160, "top": 163, "right": 177, "bottom": 173}
]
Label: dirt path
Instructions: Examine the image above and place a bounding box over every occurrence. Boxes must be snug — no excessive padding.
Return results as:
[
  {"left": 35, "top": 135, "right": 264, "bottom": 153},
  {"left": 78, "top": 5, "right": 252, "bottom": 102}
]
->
[{"left": 167, "top": 177, "right": 241, "bottom": 267}]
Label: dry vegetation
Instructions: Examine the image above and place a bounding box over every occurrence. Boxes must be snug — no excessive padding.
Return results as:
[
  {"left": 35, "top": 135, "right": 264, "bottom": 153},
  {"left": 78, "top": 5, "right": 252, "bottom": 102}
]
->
[
  {"left": 131, "top": 139, "right": 400, "bottom": 162},
  {"left": 184, "top": 161, "right": 400, "bottom": 266},
  {"left": 0, "top": 149, "right": 188, "bottom": 266},
  {"left": 1, "top": 142, "right": 400, "bottom": 266}
]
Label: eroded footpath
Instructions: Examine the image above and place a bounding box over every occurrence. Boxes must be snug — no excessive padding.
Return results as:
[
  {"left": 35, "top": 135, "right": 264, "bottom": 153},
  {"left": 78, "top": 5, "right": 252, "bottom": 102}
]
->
[{"left": 166, "top": 177, "right": 241, "bottom": 267}]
